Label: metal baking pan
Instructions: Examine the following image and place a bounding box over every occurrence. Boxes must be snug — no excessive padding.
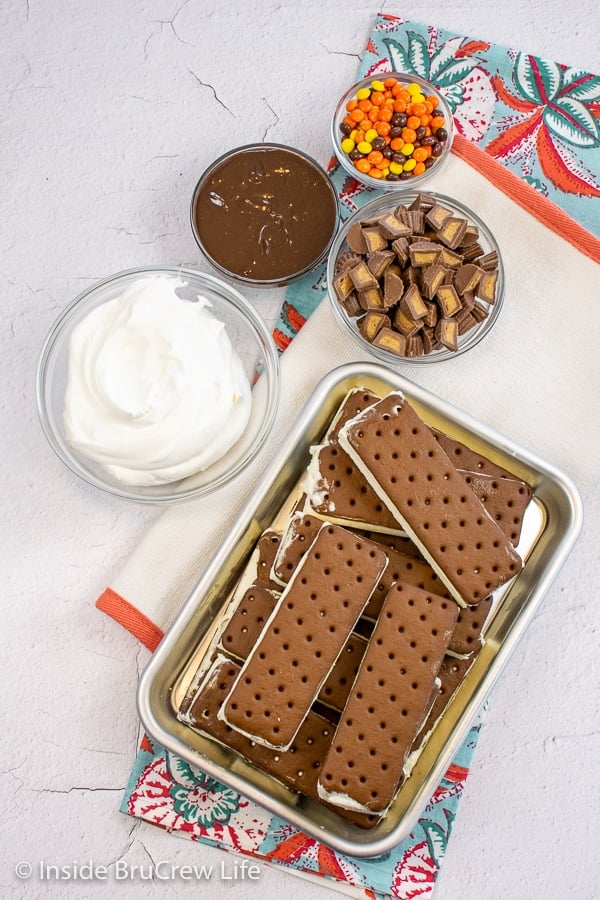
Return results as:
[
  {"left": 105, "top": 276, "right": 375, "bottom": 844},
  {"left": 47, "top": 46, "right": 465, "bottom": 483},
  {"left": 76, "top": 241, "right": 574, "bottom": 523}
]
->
[{"left": 137, "top": 362, "right": 582, "bottom": 857}]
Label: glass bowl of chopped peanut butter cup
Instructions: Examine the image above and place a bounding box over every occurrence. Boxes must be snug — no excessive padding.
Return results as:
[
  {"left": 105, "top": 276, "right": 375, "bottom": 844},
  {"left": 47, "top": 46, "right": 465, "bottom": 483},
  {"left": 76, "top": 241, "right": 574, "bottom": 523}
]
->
[{"left": 327, "top": 191, "right": 504, "bottom": 365}]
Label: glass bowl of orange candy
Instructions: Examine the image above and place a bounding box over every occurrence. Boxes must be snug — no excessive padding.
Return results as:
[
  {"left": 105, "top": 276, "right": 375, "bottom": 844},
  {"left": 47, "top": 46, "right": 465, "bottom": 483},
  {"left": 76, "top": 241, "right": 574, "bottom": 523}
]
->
[{"left": 331, "top": 72, "right": 454, "bottom": 190}]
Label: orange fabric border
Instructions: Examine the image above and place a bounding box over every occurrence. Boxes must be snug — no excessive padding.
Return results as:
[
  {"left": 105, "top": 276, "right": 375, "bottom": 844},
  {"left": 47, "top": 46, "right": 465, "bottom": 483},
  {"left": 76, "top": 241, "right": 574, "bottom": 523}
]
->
[
  {"left": 451, "top": 134, "right": 600, "bottom": 265},
  {"left": 96, "top": 587, "right": 164, "bottom": 652}
]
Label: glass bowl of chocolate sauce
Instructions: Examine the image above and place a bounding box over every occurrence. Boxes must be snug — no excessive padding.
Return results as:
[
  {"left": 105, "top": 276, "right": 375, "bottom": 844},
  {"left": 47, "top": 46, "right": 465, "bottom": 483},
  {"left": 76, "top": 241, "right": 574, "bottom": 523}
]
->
[{"left": 191, "top": 144, "right": 339, "bottom": 287}]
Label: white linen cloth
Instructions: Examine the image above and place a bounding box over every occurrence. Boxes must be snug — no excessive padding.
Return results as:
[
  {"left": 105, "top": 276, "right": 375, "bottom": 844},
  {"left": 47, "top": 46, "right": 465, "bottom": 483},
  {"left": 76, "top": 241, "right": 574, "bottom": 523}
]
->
[{"left": 104, "top": 154, "right": 600, "bottom": 634}]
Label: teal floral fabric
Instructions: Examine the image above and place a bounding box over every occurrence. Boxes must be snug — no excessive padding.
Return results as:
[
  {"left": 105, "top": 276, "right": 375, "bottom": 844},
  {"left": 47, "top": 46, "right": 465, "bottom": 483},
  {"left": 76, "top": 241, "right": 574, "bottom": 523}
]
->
[{"left": 274, "top": 14, "right": 600, "bottom": 351}]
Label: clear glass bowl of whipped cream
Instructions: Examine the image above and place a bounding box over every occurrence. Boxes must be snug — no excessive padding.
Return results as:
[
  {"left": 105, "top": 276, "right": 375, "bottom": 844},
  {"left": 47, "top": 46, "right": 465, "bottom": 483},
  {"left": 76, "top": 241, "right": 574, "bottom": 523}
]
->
[{"left": 36, "top": 267, "right": 280, "bottom": 503}]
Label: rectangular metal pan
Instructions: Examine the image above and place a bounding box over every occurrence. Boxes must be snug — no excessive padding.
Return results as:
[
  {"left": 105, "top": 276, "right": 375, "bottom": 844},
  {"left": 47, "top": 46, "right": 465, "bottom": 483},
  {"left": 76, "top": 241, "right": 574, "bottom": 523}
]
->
[{"left": 137, "top": 362, "right": 582, "bottom": 857}]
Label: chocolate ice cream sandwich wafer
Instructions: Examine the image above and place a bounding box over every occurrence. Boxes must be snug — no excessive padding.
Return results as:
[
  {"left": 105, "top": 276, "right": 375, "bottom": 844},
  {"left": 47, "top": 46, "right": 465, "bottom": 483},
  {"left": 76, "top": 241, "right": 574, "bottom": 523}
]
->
[
  {"left": 217, "top": 574, "right": 369, "bottom": 713},
  {"left": 447, "top": 596, "right": 492, "bottom": 657},
  {"left": 271, "top": 511, "right": 322, "bottom": 586},
  {"left": 325, "top": 388, "right": 381, "bottom": 443},
  {"left": 181, "top": 656, "right": 380, "bottom": 829},
  {"left": 461, "top": 472, "right": 532, "bottom": 546},
  {"left": 254, "top": 530, "right": 283, "bottom": 590},
  {"left": 339, "top": 393, "right": 522, "bottom": 606},
  {"left": 404, "top": 655, "right": 476, "bottom": 777},
  {"left": 362, "top": 538, "right": 448, "bottom": 620},
  {"left": 232, "top": 528, "right": 283, "bottom": 598},
  {"left": 319, "top": 633, "right": 368, "bottom": 712},
  {"left": 432, "top": 429, "right": 518, "bottom": 481},
  {"left": 305, "top": 442, "right": 405, "bottom": 534},
  {"left": 220, "top": 523, "right": 388, "bottom": 750},
  {"left": 317, "top": 582, "right": 458, "bottom": 814},
  {"left": 218, "top": 586, "right": 279, "bottom": 660}
]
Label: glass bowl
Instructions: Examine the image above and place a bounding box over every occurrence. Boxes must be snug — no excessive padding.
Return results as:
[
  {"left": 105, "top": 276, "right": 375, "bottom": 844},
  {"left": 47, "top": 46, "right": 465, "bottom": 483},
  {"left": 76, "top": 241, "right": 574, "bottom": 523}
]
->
[
  {"left": 331, "top": 72, "right": 453, "bottom": 191},
  {"left": 327, "top": 191, "right": 504, "bottom": 365},
  {"left": 36, "top": 267, "right": 280, "bottom": 503},
  {"left": 190, "top": 143, "right": 339, "bottom": 287}
]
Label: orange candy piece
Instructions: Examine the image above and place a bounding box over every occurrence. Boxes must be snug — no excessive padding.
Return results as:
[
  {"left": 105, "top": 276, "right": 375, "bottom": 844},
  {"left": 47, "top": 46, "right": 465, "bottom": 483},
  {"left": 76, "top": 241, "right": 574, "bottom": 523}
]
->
[{"left": 355, "top": 158, "right": 371, "bottom": 174}]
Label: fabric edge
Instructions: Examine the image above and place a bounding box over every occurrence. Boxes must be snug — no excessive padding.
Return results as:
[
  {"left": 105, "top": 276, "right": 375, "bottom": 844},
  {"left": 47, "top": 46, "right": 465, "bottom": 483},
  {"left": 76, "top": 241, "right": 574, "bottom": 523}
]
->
[
  {"left": 96, "top": 587, "right": 164, "bottom": 652},
  {"left": 451, "top": 133, "right": 600, "bottom": 264}
]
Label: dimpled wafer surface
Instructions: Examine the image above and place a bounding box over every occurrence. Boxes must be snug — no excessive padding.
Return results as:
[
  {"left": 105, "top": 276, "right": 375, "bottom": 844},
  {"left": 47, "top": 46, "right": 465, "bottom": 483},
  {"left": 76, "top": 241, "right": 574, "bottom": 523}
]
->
[
  {"left": 221, "top": 523, "right": 388, "bottom": 749},
  {"left": 216, "top": 577, "right": 369, "bottom": 712},
  {"left": 411, "top": 654, "right": 475, "bottom": 750},
  {"left": 318, "top": 582, "right": 458, "bottom": 813},
  {"left": 340, "top": 393, "right": 522, "bottom": 605},
  {"left": 362, "top": 537, "right": 448, "bottom": 620},
  {"left": 254, "top": 530, "right": 283, "bottom": 590},
  {"left": 461, "top": 472, "right": 532, "bottom": 545},
  {"left": 447, "top": 595, "right": 493, "bottom": 656},
  {"left": 218, "top": 586, "right": 279, "bottom": 660},
  {"left": 181, "top": 656, "right": 380, "bottom": 829},
  {"left": 272, "top": 512, "right": 322, "bottom": 584},
  {"left": 307, "top": 441, "right": 403, "bottom": 532}
]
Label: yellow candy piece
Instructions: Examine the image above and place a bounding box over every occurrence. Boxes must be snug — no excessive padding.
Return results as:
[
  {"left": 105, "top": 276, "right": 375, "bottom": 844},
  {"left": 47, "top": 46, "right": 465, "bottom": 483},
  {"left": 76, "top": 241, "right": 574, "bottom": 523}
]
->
[
  {"left": 356, "top": 87, "right": 371, "bottom": 100},
  {"left": 403, "top": 158, "right": 417, "bottom": 172},
  {"left": 412, "top": 93, "right": 426, "bottom": 105},
  {"left": 341, "top": 138, "right": 355, "bottom": 154},
  {"left": 389, "top": 161, "right": 403, "bottom": 175},
  {"left": 380, "top": 167, "right": 390, "bottom": 178},
  {"left": 407, "top": 82, "right": 421, "bottom": 95},
  {"left": 371, "top": 79, "right": 385, "bottom": 92},
  {"left": 402, "top": 142, "right": 415, "bottom": 157},
  {"left": 364, "top": 128, "right": 378, "bottom": 143},
  {"left": 357, "top": 141, "right": 373, "bottom": 154}
]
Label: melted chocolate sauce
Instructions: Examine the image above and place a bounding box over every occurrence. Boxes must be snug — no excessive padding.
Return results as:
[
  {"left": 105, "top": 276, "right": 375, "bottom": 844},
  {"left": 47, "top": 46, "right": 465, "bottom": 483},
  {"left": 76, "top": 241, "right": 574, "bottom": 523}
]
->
[{"left": 192, "top": 145, "right": 338, "bottom": 283}]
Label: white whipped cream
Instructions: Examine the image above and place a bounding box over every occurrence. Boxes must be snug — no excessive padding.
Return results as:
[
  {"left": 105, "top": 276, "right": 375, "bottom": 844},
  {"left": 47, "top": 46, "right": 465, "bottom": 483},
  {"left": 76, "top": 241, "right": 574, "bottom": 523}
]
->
[{"left": 64, "top": 276, "right": 252, "bottom": 486}]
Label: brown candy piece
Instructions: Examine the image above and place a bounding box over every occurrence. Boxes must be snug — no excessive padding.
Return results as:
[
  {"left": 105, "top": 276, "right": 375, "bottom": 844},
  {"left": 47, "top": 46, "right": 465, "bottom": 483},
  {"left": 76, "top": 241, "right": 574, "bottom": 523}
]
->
[
  {"left": 437, "top": 216, "right": 468, "bottom": 249},
  {"left": 393, "top": 307, "right": 422, "bottom": 337},
  {"left": 453, "top": 264, "right": 483, "bottom": 296},
  {"left": 409, "top": 240, "right": 441, "bottom": 267},
  {"left": 391, "top": 236, "right": 410, "bottom": 266},
  {"left": 435, "top": 316, "right": 459, "bottom": 350},
  {"left": 476, "top": 269, "right": 498, "bottom": 304},
  {"left": 383, "top": 269, "right": 405, "bottom": 306},
  {"left": 400, "top": 283, "right": 428, "bottom": 320},
  {"left": 346, "top": 222, "right": 368, "bottom": 254},
  {"left": 367, "top": 249, "right": 395, "bottom": 279},
  {"left": 362, "top": 226, "right": 388, "bottom": 254},
  {"left": 349, "top": 260, "right": 378, "bottom": 292},
  {"left": 372, "top": 326, "right": 408, "bottom": 356},
  {"left": 425, "top": 203, "right": 454, "bottom": 230},
  {"left": 421, "top": 264, "right": 447, "bottom": 300},
  {"left": 358, "top": 286, "right": 385, "bottom": 311},
  {"left": 359, "top": 311, "right": 390, "bottom": 342},
  {"left": 377, "top": 213, "right": 412, "bottom": 240},
  {"left": 333, "top": 272, "right": 354, "bottom": 303},
  {"left": 436, "top": 284, "right": 462, "bottom": 317}
]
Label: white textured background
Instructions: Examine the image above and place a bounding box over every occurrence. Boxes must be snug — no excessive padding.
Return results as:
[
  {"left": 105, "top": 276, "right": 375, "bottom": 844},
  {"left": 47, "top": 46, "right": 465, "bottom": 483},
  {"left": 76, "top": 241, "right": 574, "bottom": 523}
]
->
[{"left": 1, "top": 1, "right": 599, "bottom": 898}]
